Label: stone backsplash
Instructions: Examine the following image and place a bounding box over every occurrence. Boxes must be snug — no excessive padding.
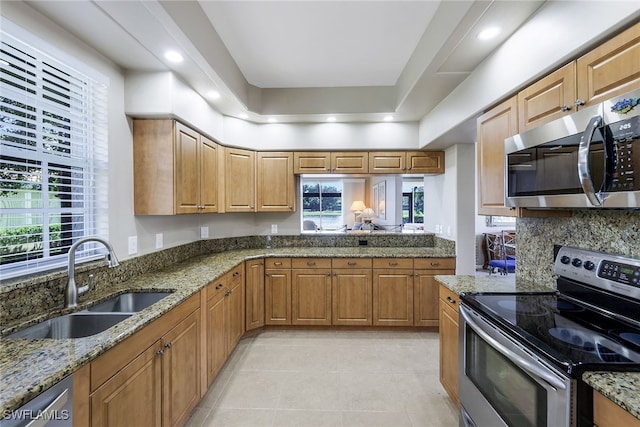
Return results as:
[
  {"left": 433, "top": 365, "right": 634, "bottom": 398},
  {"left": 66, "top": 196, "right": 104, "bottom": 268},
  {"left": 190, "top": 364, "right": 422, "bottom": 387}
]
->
[
  {"left": 1, "top": 233, "right": 446, "bottom": 326},
  {"left": 516, "top": 210, "right": 640, "bottom": 285}
]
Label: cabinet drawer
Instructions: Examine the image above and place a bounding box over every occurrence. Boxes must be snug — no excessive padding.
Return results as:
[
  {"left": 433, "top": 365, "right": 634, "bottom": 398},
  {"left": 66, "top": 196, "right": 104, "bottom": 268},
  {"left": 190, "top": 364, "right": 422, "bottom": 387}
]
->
[
  {"left": 439, "top": 285, "right": 459, "bottom": 313},
  {"left": 372, "top": 258, "right": 414, "bottom": 269},
  {"left": 207, "top": 277, "right": 227, "bottom": 301},
  {"left": 265, "top": 257, "right": 292, "bottom": 269},
  {"left": 228, "top": 264, "right": 244, "bottom": 286},
  {"left": 414, "top": 258, "right": 455, "bottom": 270},
  {"left": 292, "top": 258, "right": 331, "bottom": 269},
  {"left": 332, "top": 258, "right": 373, "bottom": 269}
]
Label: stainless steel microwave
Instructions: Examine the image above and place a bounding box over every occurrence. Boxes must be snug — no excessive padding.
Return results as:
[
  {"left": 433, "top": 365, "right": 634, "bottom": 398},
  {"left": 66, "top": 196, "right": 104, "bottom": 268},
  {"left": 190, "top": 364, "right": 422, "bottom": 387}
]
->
[{"left": 505, "top": 88, "right": 640, "bottom": 209}]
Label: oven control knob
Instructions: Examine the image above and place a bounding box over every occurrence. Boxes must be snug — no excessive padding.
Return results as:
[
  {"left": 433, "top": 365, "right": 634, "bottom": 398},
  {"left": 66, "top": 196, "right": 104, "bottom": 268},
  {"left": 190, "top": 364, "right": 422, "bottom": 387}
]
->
[
  {"left": 572, "top": 258, "right": 583, "bottom": 268},
  {"left": 584, "top": 261, "right": 595, "bottom": 271},
  {"left": 560, "top": 256, "right": 571, "bottom": 265}
]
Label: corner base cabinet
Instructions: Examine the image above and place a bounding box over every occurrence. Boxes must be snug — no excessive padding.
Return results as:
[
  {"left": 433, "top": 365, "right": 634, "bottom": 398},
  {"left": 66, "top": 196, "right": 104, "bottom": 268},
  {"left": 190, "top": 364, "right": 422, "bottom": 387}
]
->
[{"left": 439, "top": 284, "right": 459, "bottom": 406}]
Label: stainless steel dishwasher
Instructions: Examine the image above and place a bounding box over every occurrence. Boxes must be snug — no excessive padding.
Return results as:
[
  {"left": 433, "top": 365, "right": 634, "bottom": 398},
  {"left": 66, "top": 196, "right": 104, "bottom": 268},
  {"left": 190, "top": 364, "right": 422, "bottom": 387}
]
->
[{"left": 1, "top": 374, "right": 72, "bottom": 427}]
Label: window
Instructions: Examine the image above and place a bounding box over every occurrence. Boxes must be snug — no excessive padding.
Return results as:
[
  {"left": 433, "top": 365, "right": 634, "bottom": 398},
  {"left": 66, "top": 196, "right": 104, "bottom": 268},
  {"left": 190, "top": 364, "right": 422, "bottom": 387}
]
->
[
  {"left": 0, "top": 23, "right": 109, "bottom": 279},
  {"left": 301, "top": 179, "right": 343, "bottom": 231},
  {"left": 402, "top": 180, "right": 424, "bottom": 224}
]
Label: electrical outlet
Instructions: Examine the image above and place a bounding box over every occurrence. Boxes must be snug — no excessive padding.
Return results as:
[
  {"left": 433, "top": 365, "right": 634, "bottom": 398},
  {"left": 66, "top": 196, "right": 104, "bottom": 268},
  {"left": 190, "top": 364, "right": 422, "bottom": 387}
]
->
[
  {"left": 155, "top": 233, "right": 163, "bottom": 249},
  {"left": 200, "top": 226, "right": 209, "bottom": 239},
  {"left": 128, "top": 236, "right": 137, "bottom": 255},
  {"left": 271, "top": 224, "right": 278, "bottom": 234}
]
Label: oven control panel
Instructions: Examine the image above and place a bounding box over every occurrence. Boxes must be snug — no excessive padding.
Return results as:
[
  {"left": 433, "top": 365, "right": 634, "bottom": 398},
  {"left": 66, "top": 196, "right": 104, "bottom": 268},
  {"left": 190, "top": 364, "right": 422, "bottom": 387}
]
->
[{"left": 555, "top": 246, "right": 640, "bottom": 298}]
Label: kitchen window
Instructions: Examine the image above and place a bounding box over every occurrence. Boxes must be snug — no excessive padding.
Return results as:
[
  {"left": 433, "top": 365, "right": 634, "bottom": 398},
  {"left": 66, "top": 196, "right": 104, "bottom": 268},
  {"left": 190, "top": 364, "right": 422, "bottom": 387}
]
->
[
  {"left": 0, "top": 22, "right": 109, "bottom": 279},
  {"left": 301, "top": 179, "right": 343, "bottom": 231},
  {"left": 402, "top": 180, "right": 424, "bottom": 224}
]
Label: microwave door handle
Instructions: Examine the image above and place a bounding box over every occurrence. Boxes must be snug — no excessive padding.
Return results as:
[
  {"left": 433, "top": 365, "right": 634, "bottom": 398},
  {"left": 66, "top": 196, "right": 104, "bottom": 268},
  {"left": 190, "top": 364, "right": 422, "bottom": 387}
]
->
[
  {"left": 460, "top": 307, "right": 567, "bottom": 390},
  {"left": 578, "top": 115, "right": 604, "bottom": 206}
]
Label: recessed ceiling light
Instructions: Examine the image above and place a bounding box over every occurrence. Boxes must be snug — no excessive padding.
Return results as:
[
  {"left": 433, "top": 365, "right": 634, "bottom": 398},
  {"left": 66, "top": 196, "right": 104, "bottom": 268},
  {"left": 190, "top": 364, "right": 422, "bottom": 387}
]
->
[
  {"left": 477, "top": 27, "right": 501, "bottom": 41},
  {"left": 268, "top": 118, "right": 277, "bottom": 123},
  {"left": 208, "top": 90, "right": 221, "bottom": 100},
  {"left": 383, "top": 115, "right": 394, "bottom": 122},
  {"left": 327, "top": 116, "right": 336, "bottom": 122},
  {"left": 164, "top": 50, "right": 184, "bottom": 63},
  {"left": 238, "top": 113, "right": 249, "bottom": 120}
]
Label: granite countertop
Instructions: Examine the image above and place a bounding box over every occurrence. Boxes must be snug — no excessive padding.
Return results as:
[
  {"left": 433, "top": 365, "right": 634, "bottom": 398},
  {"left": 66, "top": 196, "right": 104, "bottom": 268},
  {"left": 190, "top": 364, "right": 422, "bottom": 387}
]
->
[
  {"left": 435, "top": 274, "right": 640, "bottom": 421},
  {"left": 1, "top": 246, "right": 453, "bottom": 414}
]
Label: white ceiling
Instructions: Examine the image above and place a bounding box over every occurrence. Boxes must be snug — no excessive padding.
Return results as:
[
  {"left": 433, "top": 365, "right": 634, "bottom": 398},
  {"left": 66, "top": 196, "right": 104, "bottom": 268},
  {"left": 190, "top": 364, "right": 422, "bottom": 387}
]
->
[{"left": 23, "top": 0, "right": 546, "bottom": 124}]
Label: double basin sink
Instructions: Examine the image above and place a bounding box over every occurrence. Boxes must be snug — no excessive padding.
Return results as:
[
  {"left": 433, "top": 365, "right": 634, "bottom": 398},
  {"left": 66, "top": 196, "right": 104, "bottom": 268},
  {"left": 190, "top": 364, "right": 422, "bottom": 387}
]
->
[{"left": 7, "top": 292, "right": 173, "bottom": 339}]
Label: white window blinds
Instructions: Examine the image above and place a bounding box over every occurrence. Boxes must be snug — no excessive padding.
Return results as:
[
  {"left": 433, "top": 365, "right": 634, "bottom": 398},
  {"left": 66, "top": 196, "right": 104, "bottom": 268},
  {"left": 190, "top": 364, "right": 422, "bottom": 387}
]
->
[{"left": 0, "top": 25, "right": 109, "bottom": 279}]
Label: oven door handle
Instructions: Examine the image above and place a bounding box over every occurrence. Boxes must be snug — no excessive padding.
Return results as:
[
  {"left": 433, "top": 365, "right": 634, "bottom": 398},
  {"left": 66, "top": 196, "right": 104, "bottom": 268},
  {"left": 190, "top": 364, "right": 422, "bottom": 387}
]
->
[
  {"left": 578, "top": 115, "right": 604, "bottom": 207},
  {"left": 461, "top": 307, "right": 567, "bottom": 391}
]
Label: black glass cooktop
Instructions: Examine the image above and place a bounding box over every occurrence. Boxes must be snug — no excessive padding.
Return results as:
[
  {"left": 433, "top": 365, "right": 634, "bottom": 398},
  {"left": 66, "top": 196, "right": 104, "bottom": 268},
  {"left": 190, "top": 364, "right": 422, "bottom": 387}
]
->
[{"left": 461, "top": 291, "right": 640, "bottom": 376}]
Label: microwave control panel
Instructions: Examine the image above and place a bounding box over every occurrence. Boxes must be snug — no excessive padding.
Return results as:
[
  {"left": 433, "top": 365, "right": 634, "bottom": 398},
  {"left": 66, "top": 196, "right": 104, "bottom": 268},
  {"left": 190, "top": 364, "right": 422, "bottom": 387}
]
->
[{"left": 610, "top": 115, "right": 640, "bottom": 192}]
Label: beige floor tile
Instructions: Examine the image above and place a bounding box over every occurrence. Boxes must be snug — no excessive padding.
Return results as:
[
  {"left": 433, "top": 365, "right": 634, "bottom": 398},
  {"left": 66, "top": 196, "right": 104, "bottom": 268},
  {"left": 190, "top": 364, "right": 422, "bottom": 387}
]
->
[
  {"left": 278, "top": 371, "right": 342, "bottom": 410},
  {"left": 405, "top": 395, "right": 459, "bottom": 427},
  {"left": 273, "top": 409, "right": 342, "bottom": 426},
  {"left": 338, "top": 372, "right": 405, "bottom": 411},
  {"left": 341, "top": 410, "right": 413, "bottom": 427},
  {"left": 184, "top": 406, "right": 211, "bottom": 427},
  {"left": 202, "top": 407, "right": 276, "bottom": 427},
  {"left": 217, "top": 371, "right": 284, "bottom": 409}
]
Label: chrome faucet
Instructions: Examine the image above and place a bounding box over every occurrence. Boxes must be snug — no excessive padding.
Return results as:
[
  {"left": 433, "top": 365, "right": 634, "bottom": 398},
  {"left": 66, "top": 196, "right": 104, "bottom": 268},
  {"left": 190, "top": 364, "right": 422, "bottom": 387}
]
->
[{"left": 65, "top": 236, "right": 120, "bottom": 308}]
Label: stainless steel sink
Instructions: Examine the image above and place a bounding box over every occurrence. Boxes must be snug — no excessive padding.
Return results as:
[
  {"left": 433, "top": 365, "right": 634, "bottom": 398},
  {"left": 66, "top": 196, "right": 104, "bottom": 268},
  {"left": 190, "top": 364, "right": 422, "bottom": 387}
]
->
[
  {"left": 87, "top": 292, "right": 173, "bottom": 313},
  {"left": 7, "top": 312, "right": 133, "bottom": 339}
]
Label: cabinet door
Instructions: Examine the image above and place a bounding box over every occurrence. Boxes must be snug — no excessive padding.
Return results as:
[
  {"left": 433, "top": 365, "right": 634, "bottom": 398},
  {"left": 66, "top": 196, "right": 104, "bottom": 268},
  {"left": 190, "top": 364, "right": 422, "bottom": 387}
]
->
[
  {"left": 369, "top": 152, "right": 406, "bottom": 173},
  {"left": 265, "top": 269, "right": 291, "bottom": 325},
  {"left": 593, "top": 389, "right": 640, "bottom": 427},
  {"left": 406, "top": 151, "right": 444, "bottom": 174},
  {"left": 200, "top": 135, "right": 219, "bottom": 213},
  {"left": 90, "top": 343, "right": 163, "bottom": 427},
  {"left": 518, "top": 62, "right": 577, "bottom": 131},
  {"left": 294, "top": 152, "right": 331, "bottom": 174},
  {"left": 227, "top": 273, "right": 244, "bottom": 351},
  {"left": 206, "top": 289, "right": 227, "bottom": 386},
  {"left": 577, "top": 22, "right": 640, "bottom": 108},
  {"left": 224, "top": 147, "right": 255, "bottom": 212},
  {"left": 331, "top": 152, "right": 369, "bottom": 173},
  {"left": 477, "top": 96, "right": 519, "bottom": 217},
  {"left": 439, "top": 285, "right": 459, "bottom": 406},
  {"left": 414, "top": 268, "right": 454, "bottom": 326},
  {"left": 174, "top": 122, "right": 201, "bottom": 214},
  {"left": 372, "top": 269, "right": 414, "bottom": 326},
  {"left": 292, "top": 268, "right": 332, "bottom": 325},
  {"left": 256, "top": 152, "right": 295, "bottom": 212},
  {"left": 161, "top": 309, "right": 201, "bottom": 427},
  {"left": 331, "top": 268, "right": 372, "bottom": 326},
  {"left": 245, "top": 260, "right": 265, "bottom": 331}
]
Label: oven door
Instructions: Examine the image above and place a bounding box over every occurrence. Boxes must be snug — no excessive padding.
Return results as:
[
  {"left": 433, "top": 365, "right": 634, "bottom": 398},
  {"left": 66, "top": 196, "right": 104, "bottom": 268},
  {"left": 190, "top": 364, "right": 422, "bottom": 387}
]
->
[{"left": 459, "top": 304, "right": 573, "bottom": 427}]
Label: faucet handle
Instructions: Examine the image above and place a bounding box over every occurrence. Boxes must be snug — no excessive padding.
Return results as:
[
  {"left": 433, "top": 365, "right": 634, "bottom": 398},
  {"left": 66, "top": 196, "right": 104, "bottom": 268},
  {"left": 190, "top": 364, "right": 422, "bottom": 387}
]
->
[{"left": 78, "top": 274, "right": 94, "bottom": 296}]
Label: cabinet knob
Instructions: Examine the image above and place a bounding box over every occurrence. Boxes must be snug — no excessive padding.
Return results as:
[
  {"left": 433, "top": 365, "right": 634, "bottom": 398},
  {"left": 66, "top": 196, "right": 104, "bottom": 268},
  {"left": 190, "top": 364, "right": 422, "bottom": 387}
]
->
[
  {"left": 561, "top": 105, "right": 572, "bottom": 112},
  {"left": 164, "top": 342, "right": 172, "bottom": 349},
  {"left": 216, "top": 284, "right": 224, "bottom": 290},
  {"left": 157, "top": 349, "right": 165, "bottom": 356},
  {"left": 446, "top": 296, "right": 457, "bottom": 305},
  {"left": 575, "top": 99, "right": 585, "bottom": 107}
]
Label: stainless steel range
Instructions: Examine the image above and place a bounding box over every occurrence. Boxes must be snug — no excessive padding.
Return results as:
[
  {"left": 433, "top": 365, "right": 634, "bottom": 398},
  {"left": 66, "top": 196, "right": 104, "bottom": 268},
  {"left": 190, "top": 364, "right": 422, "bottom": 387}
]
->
[{"left": 459, "top": 245, "right": 640, "bottom": 427}]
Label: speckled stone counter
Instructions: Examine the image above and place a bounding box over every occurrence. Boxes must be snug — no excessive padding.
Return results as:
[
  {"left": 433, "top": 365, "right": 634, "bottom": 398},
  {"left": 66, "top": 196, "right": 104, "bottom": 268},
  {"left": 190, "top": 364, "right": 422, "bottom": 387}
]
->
[
  {"left": 435, "top": 274, "right": 640, "bottom": 421},
  {"left": 583, "top": 372, "right": 640, "bottom": 420},
  {"left": 1, "top": 245, "right": 453, "bottom": 414},
  {"left": 434, "top": 273, "right": 556, "bottom": 295}
]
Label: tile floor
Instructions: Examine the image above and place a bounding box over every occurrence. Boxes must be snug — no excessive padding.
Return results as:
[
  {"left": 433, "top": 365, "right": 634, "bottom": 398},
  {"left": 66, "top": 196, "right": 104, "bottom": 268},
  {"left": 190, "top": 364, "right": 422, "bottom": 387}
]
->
[{"left": 185, "top": 330, "right": 459, "bottom": 427}]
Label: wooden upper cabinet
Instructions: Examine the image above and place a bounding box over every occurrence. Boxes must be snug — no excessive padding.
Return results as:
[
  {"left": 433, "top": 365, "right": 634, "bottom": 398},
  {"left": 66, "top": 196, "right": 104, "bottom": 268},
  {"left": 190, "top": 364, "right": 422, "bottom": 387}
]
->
[
  {"left": 294, "top": 152, "right": 331, "bottom": 173},
  {"left": 518, "top": 62, "right": 577, "bottom": 132},
  {"left": 407, "top": 151, "right": 444, "bottom": 174},
  {"left": 256, "top": 152, "right": 295, "bottom": 212},
  {"left": 330, "top": 152, "right": 368, "bottom": 173},
  {"left": 133, "top": 119, "right": 219, "bottom": 215},
  {"left": 477, "top": 96, "right": 519, "bottom": 217},
  {"left": 369, "top": 151, "right": 406, "bottom": 173},
  {"left": 294, "top": 151, "right": 368, "bottom": 174},
  {"left": 577, "top": 21, "right": 640, "bottom": 108},
  {"left": 224, "top": 147, "right": 255, "bottom": 212}
]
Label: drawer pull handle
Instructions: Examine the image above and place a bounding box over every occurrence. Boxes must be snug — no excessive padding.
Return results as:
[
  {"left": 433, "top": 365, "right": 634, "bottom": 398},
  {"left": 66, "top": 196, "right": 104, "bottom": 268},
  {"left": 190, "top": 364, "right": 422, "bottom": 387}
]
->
[
  {"left": 233, "top": 271, "right": 240, "bottom": 277},
  {"left": 431, "top": 262, "right": 440, "bottom": 267},
  {"left": 348, "top": 262, "right": 356, "bottom": 266},
  {"left": 307, "top": 261, "right": 316, "bottom": 266},
  {"left": 216, "top": 284, "right": 224, "bottom": 290},
  {"left": 274, "top": 262, "right": 283, "bottom": 266},
  {"left": 447, "top": 296, "right": 456, "bottom": 304},
  {"left": 389, "top": 262, "right": 398, "bottom": 266}
]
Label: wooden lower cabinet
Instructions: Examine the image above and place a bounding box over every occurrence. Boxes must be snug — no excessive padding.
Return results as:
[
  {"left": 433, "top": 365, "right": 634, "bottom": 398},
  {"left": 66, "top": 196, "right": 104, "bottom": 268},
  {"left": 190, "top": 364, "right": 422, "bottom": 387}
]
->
[
  {"left": 89, "top": 294, "right": 201, "bottom": 427},
  {"left": 439, "top": 284, "right": 459, "bottom": 406},
  {"left": 332, "top": 268, "right": 373, "bottom": 326},
  {"left": 372, "top": 258, "right": 414, "bottom": 326},
  {"left": 414, "top": 258, "right": 456, "bottom": 327},
  {"left": 593, "top": 389, "right": 640, "bottom": 427},
  {"left": 265, "top": 258, "right": 292, "bottom": 325},
  {"left": 245, "top": 259, "right": 265, "bottom": 331},
  {"left": 291, "top": 258, "right": 332, "bottom": 325},
  {"left": 205, "top": 265, "right": 244, "bottom": 387}
]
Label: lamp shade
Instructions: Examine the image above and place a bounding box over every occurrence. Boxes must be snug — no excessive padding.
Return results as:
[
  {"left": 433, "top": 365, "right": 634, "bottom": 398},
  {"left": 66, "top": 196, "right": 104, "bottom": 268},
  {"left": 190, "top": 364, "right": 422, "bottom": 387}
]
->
[
  {"left": 360, "top": 207, "right": 375, "bottom": 219},
  {"left": 350, "top": 200, "right": 366, "bottom": 212}
]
